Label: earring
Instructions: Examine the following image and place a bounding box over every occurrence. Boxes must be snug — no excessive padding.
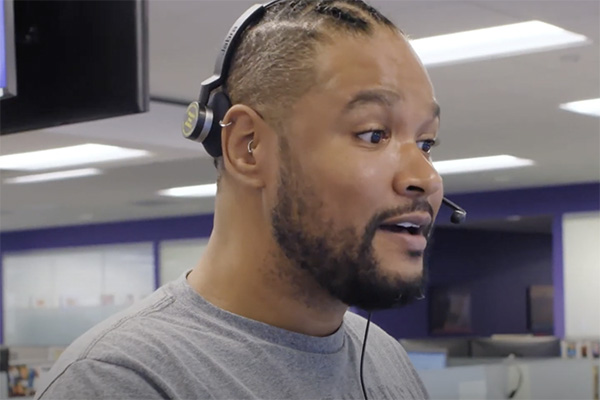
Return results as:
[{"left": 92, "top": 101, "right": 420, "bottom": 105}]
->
[
  {"left": 219, "top": 120, "right": 233, "bottom": 128},
  {"left": 247, "top": 139, "right": 254, "bottom": 155}
]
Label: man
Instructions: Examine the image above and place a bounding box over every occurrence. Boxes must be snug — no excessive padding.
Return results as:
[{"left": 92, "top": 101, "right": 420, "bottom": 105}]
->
[{"left": 37, "top": 1, "right": 442, "bottom": 399}]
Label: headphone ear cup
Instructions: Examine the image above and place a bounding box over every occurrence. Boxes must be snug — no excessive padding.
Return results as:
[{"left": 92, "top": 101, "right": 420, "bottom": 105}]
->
[
  {"left": 202, "top": 91, "right": 232, "bottom": 158},
  {"left": 182, "top": 101, "right": 211, "bottom": 143}
]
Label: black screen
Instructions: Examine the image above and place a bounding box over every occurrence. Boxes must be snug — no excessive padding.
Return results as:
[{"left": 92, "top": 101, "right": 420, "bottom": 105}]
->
[{"left": 0, "top": 0, "right": 148, "bottom": 134}]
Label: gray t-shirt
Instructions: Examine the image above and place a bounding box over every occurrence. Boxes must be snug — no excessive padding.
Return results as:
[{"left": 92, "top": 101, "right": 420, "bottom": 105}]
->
[{"left": 36, "top": 273, "right": 428, "bottom": 400}]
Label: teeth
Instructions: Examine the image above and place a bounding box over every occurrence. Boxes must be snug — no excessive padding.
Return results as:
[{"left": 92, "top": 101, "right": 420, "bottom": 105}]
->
[{"left": 396, "top": 222, "right": 420, "bottom": 229}]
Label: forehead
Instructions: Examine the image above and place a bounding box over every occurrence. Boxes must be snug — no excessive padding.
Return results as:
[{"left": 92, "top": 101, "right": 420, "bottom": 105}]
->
[{"left": 312, "top": 28, "right": 435, "bottom": 105}]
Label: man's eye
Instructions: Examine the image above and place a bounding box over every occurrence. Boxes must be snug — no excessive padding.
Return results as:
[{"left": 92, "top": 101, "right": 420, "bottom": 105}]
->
[
  {"left": 357, "top": 130, "right": 387, "bottom": 144},
  {"left": 417, "top": 139, "right": 437, "bottom": 154}
]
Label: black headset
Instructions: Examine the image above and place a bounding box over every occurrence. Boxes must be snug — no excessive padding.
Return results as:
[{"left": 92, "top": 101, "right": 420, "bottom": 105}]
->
[
  {"left": 181, "top": 1, "right": 279, "bottom": 157},
  {"left": 181, "top": 0, "right": 467, "bottom": 225}
]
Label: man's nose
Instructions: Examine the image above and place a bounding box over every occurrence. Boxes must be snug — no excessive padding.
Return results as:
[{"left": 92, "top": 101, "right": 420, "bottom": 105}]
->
[{"left": 392, "top": 143, "right": 443, "bottom": 199}]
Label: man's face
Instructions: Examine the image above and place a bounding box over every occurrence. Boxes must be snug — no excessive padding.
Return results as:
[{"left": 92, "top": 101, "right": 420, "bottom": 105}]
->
[{"left": 269, "top": 28, "right": 443, "bottom": 310}]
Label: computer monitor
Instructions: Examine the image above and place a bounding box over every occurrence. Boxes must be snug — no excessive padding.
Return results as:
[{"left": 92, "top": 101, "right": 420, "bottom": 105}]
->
[
  {"left": 406, "top": 350, "right": 448, "bottom": 370},
  {"left": 400, "top": 338, "right": 472, "bottom": 357},
  {"left": 0, "top": 346, "right": 7, "bottom": 373},
  {"left": 470, "top": 337, "right": 561, "bottom": 358},
  {"left": 0, "top": 0, "right": 17, "bottom": 99},
  {"left": 1, "top": 0, "right": 148, "bottom": 134}
]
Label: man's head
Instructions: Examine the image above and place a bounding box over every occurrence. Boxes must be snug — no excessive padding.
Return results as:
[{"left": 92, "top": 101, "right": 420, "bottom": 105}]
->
[{"left": 217, "top": 0, "right": 443, "bottom": 310}]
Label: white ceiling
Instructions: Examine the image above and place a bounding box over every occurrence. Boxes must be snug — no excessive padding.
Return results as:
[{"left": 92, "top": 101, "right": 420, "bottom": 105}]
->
[{"left": 1, "top": 0, "right": 599, "bottom": 232}]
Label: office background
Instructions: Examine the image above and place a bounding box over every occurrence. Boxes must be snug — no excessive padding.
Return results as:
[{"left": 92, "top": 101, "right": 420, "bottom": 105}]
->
[
  {"left": 0, "top": 1, "right": 599, "bottom": 397},
  {"left": 1, "top": 182, "right": 598, "bottom": 345},
  {"left": 0, "top": 0, "right": 600, "bottom": 399}
]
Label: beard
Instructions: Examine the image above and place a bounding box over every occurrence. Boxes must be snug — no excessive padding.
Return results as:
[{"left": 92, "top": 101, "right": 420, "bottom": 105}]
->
[{"left": 270, "top": 144, "right": 432, "bottom": 311}]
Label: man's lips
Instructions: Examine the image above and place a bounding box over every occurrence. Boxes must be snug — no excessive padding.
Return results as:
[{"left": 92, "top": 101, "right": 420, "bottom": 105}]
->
[
  {"left": 378, "top": 212, "right": 432, "bottom": 236},
  {"left": 377, "top": 212, "right": 432, "bottom": 252}
]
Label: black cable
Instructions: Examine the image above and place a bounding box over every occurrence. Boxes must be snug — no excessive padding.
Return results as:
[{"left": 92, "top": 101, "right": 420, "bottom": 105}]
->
[
  {"left": 360, "top": 312, "right": 372, "bottom": 400},
  {"left": 503, "top": 355, "right": 523, "bottom": 399},
  {"left": 507, "top": 364, "right": 523, "bottom": 399}
]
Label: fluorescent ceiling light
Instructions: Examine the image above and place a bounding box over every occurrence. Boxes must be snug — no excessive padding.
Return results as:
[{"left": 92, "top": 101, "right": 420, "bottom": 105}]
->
[
  {"left": 411, "top": 20, "right": 589, "bottom": 67},
  {"left": 158, "top": 183, "right": 217, "bottom": 198},
  {"left": 434, "top": 155, "right": 534, "bottom": 175},
  {"left": 0, "top": 144, "right": 150, "bottom": 171},
  {"left": 559, "top": 98, "right": 600, "bottom": 117},
  {"left": 4, "top": 168, "right": 102, "bottom": 184}
]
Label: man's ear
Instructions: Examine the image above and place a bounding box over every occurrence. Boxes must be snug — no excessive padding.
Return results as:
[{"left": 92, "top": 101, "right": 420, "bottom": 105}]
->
[{"left": 220, "top": 104, "right": 274, "bottom": 189}]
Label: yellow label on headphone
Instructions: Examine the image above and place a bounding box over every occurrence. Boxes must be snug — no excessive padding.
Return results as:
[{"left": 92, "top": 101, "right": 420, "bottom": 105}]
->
[{"left": 182, "top": 102, "right": 199, "bottom": 137}]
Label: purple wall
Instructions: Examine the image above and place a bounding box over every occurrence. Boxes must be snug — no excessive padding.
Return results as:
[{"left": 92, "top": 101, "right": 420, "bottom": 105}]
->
[
  {"left": 0, "top": 214, "right": 214, "bottom": 251},
  {"left": 551, "top": 216, "right": 565, "bottom": 338},
  {"left": 368, "top": 229, "right": 553, "bottom": 339},
  {"left": 442, "top": 182, "right": 600, "bottom": 221},
  {"left": 1, "top": 182, "right": 598, "bottom": 343}
]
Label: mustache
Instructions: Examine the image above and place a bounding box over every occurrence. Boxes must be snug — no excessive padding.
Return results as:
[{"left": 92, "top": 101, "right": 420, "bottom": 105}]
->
[{"left": 361, "top": 199, "right": 435, "bottom": 244}]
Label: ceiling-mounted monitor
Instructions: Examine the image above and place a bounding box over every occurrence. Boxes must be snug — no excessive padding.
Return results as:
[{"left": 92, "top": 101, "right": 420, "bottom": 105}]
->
[
  {"left": 0, "top": 0, "right": 148, "bottom": 134},
  {"left": 0, "top": 0, "right": 17, "bottom": 100}
]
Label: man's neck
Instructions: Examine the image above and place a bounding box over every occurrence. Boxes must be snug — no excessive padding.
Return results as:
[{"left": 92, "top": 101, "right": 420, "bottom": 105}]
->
[{"left": 186, "top": 232, "right": 348, "bottom": 337}]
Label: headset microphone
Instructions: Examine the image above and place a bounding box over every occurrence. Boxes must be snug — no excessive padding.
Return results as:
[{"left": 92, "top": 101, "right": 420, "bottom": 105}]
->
[{"left": 442, "top": 197, "right": 467, "bottom": 224}]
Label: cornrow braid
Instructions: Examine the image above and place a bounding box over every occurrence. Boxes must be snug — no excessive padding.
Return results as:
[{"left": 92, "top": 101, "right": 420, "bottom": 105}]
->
[{"left": 267, "top": 0, "right": 395, "bottom": 31}]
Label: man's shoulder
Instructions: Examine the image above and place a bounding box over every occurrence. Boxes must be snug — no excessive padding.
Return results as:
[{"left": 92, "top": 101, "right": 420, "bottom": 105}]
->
[
  {"left": 344, "top": 310, "right": 398, "bottom": 343},
  {"left": 343, "top": 309, "right": 369, "bottom": 336},
  {"left": 35, "top": 288, "right": 185, "bottom": 398},
  {"left": 343, "top": 310, "right": 429, "bottom": 398},
  {"left": 38, "top": 285, "right": 184, "bottom": 393},
  {"left": 343, "top": 310, "right": 409, "bottom": 358}
]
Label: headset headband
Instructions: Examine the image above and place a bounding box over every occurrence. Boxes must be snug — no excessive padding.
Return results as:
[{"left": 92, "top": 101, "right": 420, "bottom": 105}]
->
[{"left": 198, "top": 0, "right": 282, "bottom": 104}]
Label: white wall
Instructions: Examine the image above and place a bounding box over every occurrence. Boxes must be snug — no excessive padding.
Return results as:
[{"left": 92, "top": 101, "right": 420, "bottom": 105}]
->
[
  {"left": 3, "top": 243, "right": 155, "bottom": 346},
  {"left": 159, "top": 238, "right": 208, "bottom": 286},
  {"left": 563, "top": 211, "right": 600, "bottom": 338}
]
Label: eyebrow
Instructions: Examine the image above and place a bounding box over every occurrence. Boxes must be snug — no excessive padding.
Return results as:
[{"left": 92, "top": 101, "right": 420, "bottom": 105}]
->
[
  {"left": 343, "top": 89, "right": 402, "bottom": 113},
  {"left": 343, "top": 89, "right": 441, "bottom": 122}
]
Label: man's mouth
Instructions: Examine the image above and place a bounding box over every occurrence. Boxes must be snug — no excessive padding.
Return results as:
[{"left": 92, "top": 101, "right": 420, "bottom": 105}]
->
[
  {"left": 379, "top": 221, "right": 424, "bottom": 236},
  {"left": 378, "top": 212, "right": 431, "bottom": 236},
  {"left": 376, "top": 212, "right": 432, "bottom": 252}
]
